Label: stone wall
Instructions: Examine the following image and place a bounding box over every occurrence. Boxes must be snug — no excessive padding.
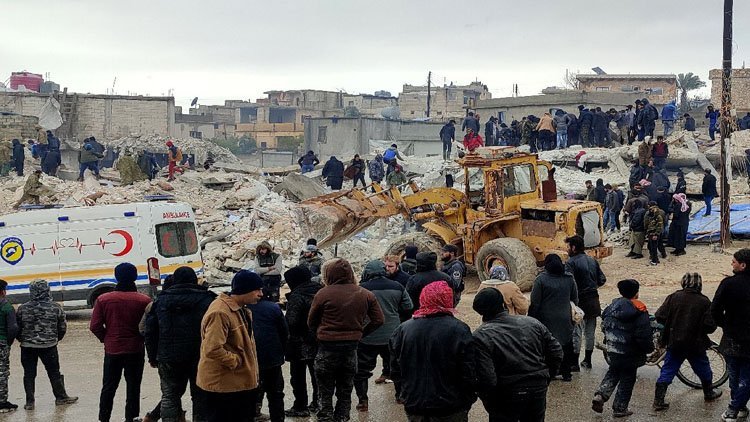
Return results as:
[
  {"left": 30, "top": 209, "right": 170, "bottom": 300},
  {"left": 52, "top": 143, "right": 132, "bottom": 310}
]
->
[
  {"left": 0, "top": 114, "right": 39, "bottom": 140},
  {"left": 0, "top": 91, "right": 175, "bottom": 141},
  {"left": 709, "top": 68, "right": 750, "bottom": 112},
  {"left": 578, "top": 77, "right": 677, "bottom": 105}
]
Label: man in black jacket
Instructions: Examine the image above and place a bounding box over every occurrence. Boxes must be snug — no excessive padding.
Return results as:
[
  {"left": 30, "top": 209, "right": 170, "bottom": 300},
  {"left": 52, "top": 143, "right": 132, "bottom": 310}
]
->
[
  {"left": 405, "top": 252, "right": 454, "bottom": 313},
  {"left": 578, "top": 106, "right": 593, "bottom": 147},
  {"left": 565, "top": 235, "right": 606, "bottom": 370},
  {"left": 627, "top": 201, "right": 647, "bottom": 259},
  {"left": 283, "top": 266, "right": 322, "bottom": 417},
  {"left": 472, "top": 288, "right": 562, "bottom": 421},
  {"left": 653, "top": 273, "right": 721, "bottom": 412},
  {"left": 440, "top": 120, "right": 456, "bottom": 160},
  {"left": 144, "top": 267, "right": 216, "bottom": 422},
  {"left": 440, "top": 245, "right": 466, "bottom": 306},
  {"left": 390, "top": 281, "right": 476, "bottom": 421},
  {"left": 702, "top": 169, "right": 718, "bottom": 217},
  {"left": 322, "top": 156, "right": 344, "bottom": 190},
  {"left": 384, "top": 255, "right": 410, "bottom": 287},
  {"left": 711, "top": 249, "right": 750, "bottom": 421}
]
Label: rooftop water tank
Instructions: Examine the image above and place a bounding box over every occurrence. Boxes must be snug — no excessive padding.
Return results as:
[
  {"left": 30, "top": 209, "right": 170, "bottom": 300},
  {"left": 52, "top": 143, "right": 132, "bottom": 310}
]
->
[{"left": 10, "top": 72, "right": 44, "bottom": 92}]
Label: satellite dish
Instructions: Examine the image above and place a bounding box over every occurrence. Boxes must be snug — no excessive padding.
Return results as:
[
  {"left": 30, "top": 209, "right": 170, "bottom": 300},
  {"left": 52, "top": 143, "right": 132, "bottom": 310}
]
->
[{"left": 190, "top": 97, "right": 199, "bottom": 107}]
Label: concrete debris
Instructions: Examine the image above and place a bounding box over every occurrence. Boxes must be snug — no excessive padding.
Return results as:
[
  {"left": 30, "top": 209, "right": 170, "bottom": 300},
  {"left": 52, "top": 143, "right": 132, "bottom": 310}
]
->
[{"left": 106, "top": 134, "right": 240, "bottom": 165}]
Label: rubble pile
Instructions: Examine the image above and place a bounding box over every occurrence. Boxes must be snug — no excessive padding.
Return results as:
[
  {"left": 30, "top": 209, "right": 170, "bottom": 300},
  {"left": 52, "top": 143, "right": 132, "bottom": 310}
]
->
[{"left": 106, "top": 134, "right": 241, "bottom": 165}]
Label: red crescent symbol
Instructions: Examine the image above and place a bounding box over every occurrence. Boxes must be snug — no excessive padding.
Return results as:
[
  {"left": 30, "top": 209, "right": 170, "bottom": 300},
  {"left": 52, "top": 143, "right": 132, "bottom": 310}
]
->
[{"left": 108, "top": 230, "right": 134, "bottom": 257}]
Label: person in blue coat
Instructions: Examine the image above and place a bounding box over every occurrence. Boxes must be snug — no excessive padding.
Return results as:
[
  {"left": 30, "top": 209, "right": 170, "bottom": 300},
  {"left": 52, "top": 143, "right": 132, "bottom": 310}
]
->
[{"left": 661, "top": 100, "right": 677, "bottom": 137}]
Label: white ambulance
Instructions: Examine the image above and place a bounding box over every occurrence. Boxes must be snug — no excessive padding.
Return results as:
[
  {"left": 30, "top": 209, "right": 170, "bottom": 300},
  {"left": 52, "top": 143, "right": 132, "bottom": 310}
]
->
[{"left": 0, "top": 201, "right": 204, "bottom": 308}]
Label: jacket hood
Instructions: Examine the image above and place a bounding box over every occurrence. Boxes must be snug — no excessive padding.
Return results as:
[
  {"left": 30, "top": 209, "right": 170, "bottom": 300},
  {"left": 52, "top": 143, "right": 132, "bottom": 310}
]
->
[
  {"left": 323, "top": 258, "right": 355, "bottom": 285},
  {"left": 29, "top": 279, "right": 51, "bottom": 301},
  {"left": 285, "top": 280, "right": 322, "bottom": 301},
  {"left": 284, "top": 266, "right": 312, "bottom": 290},
  {"left": 415, "top": 251, "right": 438, "bottom": 272},
  {"left": 361, "top": 260, "right": 386, "bottom": 281},
  {"left": 256, "top": 241, "right": 273, "bottom": 255},
  {"left": 12, "top": 139, "right": 20, "bottom": 146},
  {"left": 603, "top": 297, "right": 643, "bottom": 322}
]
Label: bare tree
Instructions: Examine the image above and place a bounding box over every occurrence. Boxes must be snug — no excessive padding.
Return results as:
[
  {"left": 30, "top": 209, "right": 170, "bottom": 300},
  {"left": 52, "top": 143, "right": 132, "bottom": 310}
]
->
[{"left": 563, "top": 70, "right": 580, "bottom": 90}]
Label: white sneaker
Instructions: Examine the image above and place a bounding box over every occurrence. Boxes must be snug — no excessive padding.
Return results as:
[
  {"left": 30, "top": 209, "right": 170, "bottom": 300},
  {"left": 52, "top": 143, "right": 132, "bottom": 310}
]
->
[{"left": 722, "top": 408, "right": 739, "bottom": 421}]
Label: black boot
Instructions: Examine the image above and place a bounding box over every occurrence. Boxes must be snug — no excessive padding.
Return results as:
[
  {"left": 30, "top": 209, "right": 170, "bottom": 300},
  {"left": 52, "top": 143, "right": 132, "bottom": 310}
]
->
[
  {"left": 23, "top": 377, "right": 34, "bottom": 410},
  {"left": 51, "top": 376, "right": 78, "bottom": 405},
  {"left": 653, "top": 382, "right": 670, "bottom": 411},
  {"left": 570, "top": 352, "right": 581, "bottom": 372},
  {"left": 581, "top": 350, "right": 593, "bottom": 369},
  {"left": 702, "top": 380, "right": 723, "bottom": 401}
]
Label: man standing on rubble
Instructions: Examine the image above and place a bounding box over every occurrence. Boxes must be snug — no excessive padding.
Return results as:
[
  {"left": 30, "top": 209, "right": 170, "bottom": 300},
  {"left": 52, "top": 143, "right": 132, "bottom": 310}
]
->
[
  {"left": 11, "top": 139, "right": 24, "bottom": 177},
  {"left": 639, "top": 98, "right": 659, "bottom": 139},
  {"left": 440, "top": 120, "right": 456, "bottom": 160},
  {"left": 462, "top": 112, "right": 480, "bottom": 134},
  {"left": 298, "top": 151, "right": 319, "bottom": 174},
  {"left": 322, "top": 156, "right": 345, "bottom": 190},
  {"left": 706, "top": 105, "right": 720, "bottom": 141},
  {"left": 638, "top": 136, "right": 652, "bottom": 167},
  {"left": 251, "top": 241, "right": 284, "bottom": 303},
  {"left": 684, "top": 114, "right": 696, "bottom": 132},
  {"left": 165, "top": 141, "right": 184, "bottom": 181},
  {"left": 484, "top": 116, "right": 497, "bottom": 147},
  {"left": 651, "top": 136, "right": 669, "bottom": 170},
  {"left": 349, "top": 154, "right": 367, "bottom": 188},
  {"left": 661, "top": 100, "right": 677, "bottom": 137},
  {"left": 41, "top": 142, "right": 61, "bottom": 177},
  {"left": 591, "top": 107, "right": 609, "bottom": 147},
  {"left": 553, "top": 109, "right": 572, "bottom": 150},
  {"left": 702, "top": 169, "right": 718, "bottom": 217},
  {"left": 385, "top": 255, "right": 411, "bottom": 287},
  {"left": 367, "top": 152, "right": 385, "bottom": 188},
  {"left": 78, "top": 142, "right": 103, "bottom": 181}
]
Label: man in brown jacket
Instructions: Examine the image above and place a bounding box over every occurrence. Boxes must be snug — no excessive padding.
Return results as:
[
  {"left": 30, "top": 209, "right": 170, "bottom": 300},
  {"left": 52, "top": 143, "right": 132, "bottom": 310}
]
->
[
  {"left": 197, "top": 270, "right": 263, "bottom": 422},
  {"left": 308, "top": 259, "right": 384, "bottom": 422}
]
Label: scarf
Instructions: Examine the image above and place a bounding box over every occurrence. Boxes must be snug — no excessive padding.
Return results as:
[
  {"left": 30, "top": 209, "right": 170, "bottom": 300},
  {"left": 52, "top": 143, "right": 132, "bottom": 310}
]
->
[
  {"left": 673, "top": 193, "right": 689, "bottom": 212},
  {"left": 412, "top": 281, "right": 455, "bottom": 318}
]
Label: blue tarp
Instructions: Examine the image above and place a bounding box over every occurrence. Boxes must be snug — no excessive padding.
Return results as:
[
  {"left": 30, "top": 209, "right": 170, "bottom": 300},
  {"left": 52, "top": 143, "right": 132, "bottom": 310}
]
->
[{"left": 687, "top": 203, "right": 750, "bottom": 242}]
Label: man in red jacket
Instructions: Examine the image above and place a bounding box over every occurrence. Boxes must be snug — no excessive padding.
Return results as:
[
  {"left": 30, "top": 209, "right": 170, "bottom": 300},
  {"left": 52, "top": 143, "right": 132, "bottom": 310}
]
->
[
  {"left": 308, "top": 259, "right": 384, "bottom": 422},
  {"left": 90, "top": 263, "right": 151, "bottom": 422}
]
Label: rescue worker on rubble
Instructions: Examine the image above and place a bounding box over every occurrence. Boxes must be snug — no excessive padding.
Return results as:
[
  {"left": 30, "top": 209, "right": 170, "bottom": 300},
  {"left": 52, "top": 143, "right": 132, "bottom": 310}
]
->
[
  {"left": 165, "top": 141, "right": 184, "bottom": 181},
  {"left": 386, "top": 164, "right": 408, "bottom": 190},
  {"left": 322, "top": 156, "right": 344, "bottom": 190},
  {"left": 41, "top": 146, "right": 61, "bottom": 177},
  {"left": 115, "top": 150, "right": 148, "bottom": 185},
  {"left": 78, "top": 143, "right": 103, "bottom": 181},
  {"left": 350, "top": 154, "right": 367, "bottom": 188},
  {"left": 137, "top": 150, "right": 159, "bottom": 181},
  {"left": 298, "top": 151, "right": 320, "bottom": 174},
  {"left": 462, "top": 129, "right": 484, "bottom": 153},
  {"left": 298, "top": 244, "right": 324, "bottom": 278},
  {"left": 250, "top": 241, "right": 284, "bottom": 303},
  {"left": 11, "top": 139, "right": 24, "bottom": 177},
  {"left": 14, "top": 170, "right": 53, "bottom": 208},
  {"left": 0, "top": 139, "right": 12, "bottom": 177}
]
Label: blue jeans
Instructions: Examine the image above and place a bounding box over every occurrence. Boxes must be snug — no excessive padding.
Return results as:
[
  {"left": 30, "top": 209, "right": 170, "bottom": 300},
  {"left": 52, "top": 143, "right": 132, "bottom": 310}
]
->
[
  {"left": 726, "top": 356, "right": 750, "bottom": 411},
  {"left": 556, "top": 131, "right": 568, "bottom": 149},
  {"left": 663, "top": 120, "right": 675, "bottom": 137},
  {"left": 79, "top": 162, "right": 99, "bottom": 178},
  {"left": 656, "top": 349, "right": 713, "bottom": 384},
  {"left": 603, "top": 209, "right": 618, "bottom": 231},
  {"left": 653, "top": 156, "right": 666, "bottom": 170},
  {"left": 704, "top": 195, "right": 714, "bottom": 216},
  {"left": 301, "top": 164, "right": 314, "bottom": 173},
  {"left": 709, "top": 125, "right": 717, "bottom": 141}
]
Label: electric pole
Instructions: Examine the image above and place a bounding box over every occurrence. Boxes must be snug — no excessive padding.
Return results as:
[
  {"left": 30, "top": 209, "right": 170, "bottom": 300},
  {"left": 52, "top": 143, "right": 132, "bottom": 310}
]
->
[
  {"left": 426, "top": 71, "right": 431, "bottom": 118},
  {"left": 720, "top": 0, "right": 733, "bottom": 249}
]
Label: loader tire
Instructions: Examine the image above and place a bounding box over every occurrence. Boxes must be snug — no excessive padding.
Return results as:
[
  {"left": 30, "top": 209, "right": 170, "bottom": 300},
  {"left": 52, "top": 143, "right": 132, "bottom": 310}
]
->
[
  {"left": 384, "top": 232, "right": 444, "bottom": 259},
  {"left": 475, "top": 238, "right": 537, "bottom": 292}
]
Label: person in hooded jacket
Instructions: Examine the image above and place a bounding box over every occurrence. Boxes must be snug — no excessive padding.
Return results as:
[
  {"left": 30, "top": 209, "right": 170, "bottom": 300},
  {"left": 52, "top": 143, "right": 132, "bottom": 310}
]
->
[
  {"left": 389, "top": 281, "right": 477, "bottom": 421},
  {"left": 90, "top": 263, "right": 152, "bottom": 422},
  {"left": 400, "top": 246, "right": 419, "bottom": 276},
  {"left": 529, "top": 255, "right": 579, "bottom": 382},
  {"left": 593, "top": 179, "right": 606, "bottom": 206},
  {"left": 144, "top": 267, "right": 215, "bottom": 422},
  {"left": 354, "top": 260, "right": 413, "bottom": 411},
  {"left": 322, "top": 156, "right": 345, "bottom": 190},
  {"left": 249, "top": 241, "right": 283, "bottom": 303},
  {"left": 479, "top": 265, "right": 529, "bottom": 316},
  {"left": 668, "top": 193, "right": 691, "bottom": 256},
  {"left": 652, "top": 273, "right": 722, "bottom": 412},
  {"left": 11, "top": 139, "right": 24, "bottom": 177},
  {"left": 308, "top": 259, "right": 384, "bottom": 422},
  {"left": 473, "top": 288, "right": 563, "bottom": 422},
  {"left": 283, "top": 266, "right": 322, "bottom": 418},
  {"left": 405, "top": 251, "right": 454, "bottom": 314},
  {"left": 16, "top": 280, "right": 78, "bottom": 411},
  {"left": 592, "top": 279, "right": 653, "bottom": 418},
  {"left": 674, "top": 170, "right": 687, "bottom": 195},
  {"left": 645, "top": 201, "right": 666, "bottom": 265},
  {"left": 247, "top": 285, "right": 289, "bottom": 422},
  {"left": 535, "top": 112, "right": 555, "bottom": 151},
  {"left": 298, "top": 151, "right": 320, "bottom": 173},
  {"left": 367, "top": 153, "right": 385, "bottom": 188}
]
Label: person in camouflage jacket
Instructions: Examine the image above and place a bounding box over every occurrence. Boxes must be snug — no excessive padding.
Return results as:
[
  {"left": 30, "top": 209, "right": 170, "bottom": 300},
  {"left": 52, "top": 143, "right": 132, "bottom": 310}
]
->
[{"left": 16, "top": 280, "right": 77, "bottom": 410}]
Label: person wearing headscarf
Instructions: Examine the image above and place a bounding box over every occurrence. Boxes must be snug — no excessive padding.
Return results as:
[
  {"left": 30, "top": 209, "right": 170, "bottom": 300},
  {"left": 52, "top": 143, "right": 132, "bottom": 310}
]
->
[
  {"left": 479, "top": 265, "right": 529, "bottom": 315},
  {"left": 472, "top": 288, "right": 562, "bottom": 421},
  {"left": 668, "top": 193, "right": 692, "bottom": 256},
  {"left": 529, "top": 254, "right": 579, "bottom": 381},
  {"left": 389, "top": 281, "right": 476, "bottom": 420},
  {"left": 652, "top": 273, "right": 721, "bottom": 411}
]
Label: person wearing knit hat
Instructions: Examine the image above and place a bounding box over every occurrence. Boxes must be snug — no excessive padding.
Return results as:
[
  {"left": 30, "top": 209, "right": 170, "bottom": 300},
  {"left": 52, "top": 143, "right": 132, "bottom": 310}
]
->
[
  {"left": 472, "top": 288, "right": 563, "bottom": 421},
  {"left": 480, "top": 265, "right": 529, "bottom": 316},
  {"left": 399, "top": 245, "right": 419, "bottom": 276},
  {"left": 592, "top": 279, "right": 653, "bottom": 417},
  {"left": 651, "top": 272, "right": 721, "bottom": 412},
  {"left": 90, "top": 263, "right": 151, "bottom": 422},
  {"left": 249, "top": 241, "right": 284, "bottom": 303},
  {"left": 282, "top": 266, "right": 322, "bottom": 417},
  {"left": 529, "top": 254, "right": 578, "bottom": 382},
  {"left": 390, "top": 281, "right": 475, "bottom": 420},
  {"left": 197, "top": 270, "right": 262, "bottom": 421},
  {"left": 298, "top": 244, "right": 324, "bottom": 278}
]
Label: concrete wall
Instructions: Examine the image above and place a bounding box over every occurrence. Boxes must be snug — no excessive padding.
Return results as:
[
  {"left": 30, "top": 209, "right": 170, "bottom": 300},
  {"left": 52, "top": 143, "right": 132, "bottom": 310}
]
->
[
  {"left": 398, "top": 82, "right": 491, "bottom": 121},
  {"left": 304, "top": 117, "right": 444, "bottom": 160},
  {"left": 578, "top": 77, "right": 677, "bottom": 106},
  {"left": 710, "top": 68, "right": 750, "bottom": 113},
  {"left": 0, "top": 91, "right": 175, "bottom": 141},
  {"left": 0, "top": 114, "right": 39, "bottom": 140}
]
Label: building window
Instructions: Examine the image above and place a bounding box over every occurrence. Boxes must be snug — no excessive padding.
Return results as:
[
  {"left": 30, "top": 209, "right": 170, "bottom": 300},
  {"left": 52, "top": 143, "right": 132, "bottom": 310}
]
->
[
  {"left": 317, "top": 126, "right": 327, "bottom": 143},
  {"left": 448, "top": 91, "right": 457, "bottom": 101},
  {"left": 189, "top": 131, "right": 202, "bottom": 139},
  {"left": 410, "top": 111, "right": 415, "bottom": 115},
  {"left": 463, "top": 96, "right": 469, "bottom": 104},
  {"left": 646, "top": 87, "right": 664, "bottom": 95},
  {"left": 621, "top": 85, "right": 634, "bottom": 92},
  {"left": 595, "top": 87, "right": 610, "bottom": 92},
  {"left": 213, "top": 123, "right": 219, "bottom": 129},
  {"left": 632, "top": 86, "right": 641, "bottom": 92},
  {"left": 348, "top": 101, "right": 354, "bottom": 106}
]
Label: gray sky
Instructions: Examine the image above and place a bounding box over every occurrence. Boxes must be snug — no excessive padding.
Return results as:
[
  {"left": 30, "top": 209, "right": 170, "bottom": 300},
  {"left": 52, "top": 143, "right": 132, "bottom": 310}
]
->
[{"left": 2, "top": 0, "right": 745, "bottom": 110}]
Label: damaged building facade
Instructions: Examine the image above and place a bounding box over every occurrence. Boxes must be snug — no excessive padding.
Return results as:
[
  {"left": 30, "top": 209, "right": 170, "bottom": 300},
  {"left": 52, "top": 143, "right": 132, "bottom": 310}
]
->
[
  {"left": 710, "top": 68, "right": 750, "bottom": 112},
  {"left": 398, "top": 81, "right": 491, "bottom": 121},
  {"left": 576, "top": 73, "right": 677, "bottom": 105}
]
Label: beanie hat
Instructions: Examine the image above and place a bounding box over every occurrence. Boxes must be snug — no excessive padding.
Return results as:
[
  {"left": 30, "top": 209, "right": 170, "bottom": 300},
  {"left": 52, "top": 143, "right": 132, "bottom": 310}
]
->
[
  {"left": 173, "top": 266, "right": 198, "bottom": 284},
  {"left": 617, "top": 279, "right": 640, "bottom": 299},
  {"left": 681, "top": 272, "right": 703, "bottom": 292},
  {"left": 489, "top": 265, "right": 509, "bottom": 281},
  {"left": 306, "top": 238, "right": 318, "bottom": 246},
  {"left": 114, "top": 263, "right": 138, "bottom": 292},
  {"left": 404, "top": 245, "right": 418, "bottom": 260},
  {"left": 231, "top": 270, "right": 263, "bottom": 295},
  {"left": 472, "top": 288, "right": 505, "bottom": 318},
  {"left": 284, "top": 266, "right": 312, "bottom": 290},
  {"left": 162, "top": 275, "right": 176, "bottom": 291},
  {"left": 166, "top": 141, "right": 174, "bottom": 147}
]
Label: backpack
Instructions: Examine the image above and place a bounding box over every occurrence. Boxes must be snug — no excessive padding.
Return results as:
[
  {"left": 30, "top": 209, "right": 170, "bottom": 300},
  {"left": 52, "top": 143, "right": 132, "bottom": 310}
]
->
[{"left": 383, "top": 148, "right": 397, "bottom": 162}]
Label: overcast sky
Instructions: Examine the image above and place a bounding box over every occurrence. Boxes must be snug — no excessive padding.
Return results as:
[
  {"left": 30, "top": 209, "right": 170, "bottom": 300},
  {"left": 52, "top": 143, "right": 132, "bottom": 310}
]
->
[{"left": 3, "top": 0, "right": 746, "bottom": 110}]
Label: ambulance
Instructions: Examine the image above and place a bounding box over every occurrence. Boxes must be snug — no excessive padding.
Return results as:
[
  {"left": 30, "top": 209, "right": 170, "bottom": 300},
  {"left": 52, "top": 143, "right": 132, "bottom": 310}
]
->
[{"left": 0, "top": 201, "right": 204, "bottom": 308}]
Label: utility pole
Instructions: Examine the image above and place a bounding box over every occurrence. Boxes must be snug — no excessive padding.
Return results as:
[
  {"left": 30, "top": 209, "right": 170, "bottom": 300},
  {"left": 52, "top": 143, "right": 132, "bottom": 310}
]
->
[
  {"left": 720, "top": 0, "right": 733, "bottom": 249},
  {"left": 426, "top": 71, "right": 431, "bottom": 118}
]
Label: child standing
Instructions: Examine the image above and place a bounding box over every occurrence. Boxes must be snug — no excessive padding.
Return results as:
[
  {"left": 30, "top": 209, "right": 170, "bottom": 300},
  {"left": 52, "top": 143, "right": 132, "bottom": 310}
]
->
[{"left": 592, "top": 279, "right": 653, "bottom": 418}]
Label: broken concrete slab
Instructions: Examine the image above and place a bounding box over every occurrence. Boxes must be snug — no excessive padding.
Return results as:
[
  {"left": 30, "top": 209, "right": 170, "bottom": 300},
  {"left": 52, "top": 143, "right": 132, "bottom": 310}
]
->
[{"left": 272, "top": 173, "right": 328, "bottom": 202}]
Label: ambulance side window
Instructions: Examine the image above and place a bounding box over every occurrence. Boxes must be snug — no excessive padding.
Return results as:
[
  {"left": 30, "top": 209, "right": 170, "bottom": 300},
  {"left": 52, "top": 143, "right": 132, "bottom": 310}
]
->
[{"left": 156, "top": 222, "right": 199, "bottom": 257}]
